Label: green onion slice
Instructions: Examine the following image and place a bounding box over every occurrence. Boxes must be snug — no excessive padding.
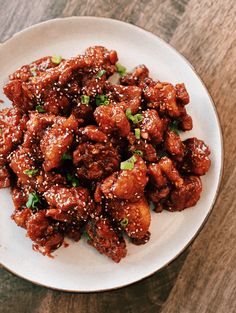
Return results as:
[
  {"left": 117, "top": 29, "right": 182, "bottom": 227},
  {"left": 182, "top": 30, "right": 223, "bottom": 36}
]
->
[
  {"left": 120, "top": 218, "right": 129, "bottom": 227},
  {"left": 96, "top": 69, "right": 106, "bottom": 79},
  {"left": 120, "top": 155, "right": 136, "bottom": 170},
  {"left": 61, "top": 153, "right": 72, "bottom": 161},
  {"left": 133, "top": 150, "right": 143, "bottom": 156},
  {"left": 51, "top": 55, "right": 62, "bottom": 64},
  {"left": 95, "top": 94, "right": 109, "bottom": 106},
  {"left": 116, "top": 63, "right": 126, "bottom": 76},
  {"left": 26, "top": 192, "right": 40, "bottom": 210},
  {"left": 134, "top": 128, "right": 141, "bottom": 139},
  {"left": 67, "top": 173, "right": 79, "bottom": 187},
  {"left": 35, "top": 105, "right": 46, "bottom": 113},
  {"left": 81, "top": 95, "right": 90, "bottom": 105},
  {"left": 24, "top": 169, "right": 39, "bottom": 177},
  {"left": 169, "top": 120, "right": 180, "bottom": 135},
  {"left": 126, "top": 108, "right": 142, "bottom": 124}
]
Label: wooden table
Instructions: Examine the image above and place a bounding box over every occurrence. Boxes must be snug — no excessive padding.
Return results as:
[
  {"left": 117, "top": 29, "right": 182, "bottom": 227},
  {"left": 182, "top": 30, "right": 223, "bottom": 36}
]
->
[{"left": 0, "top": 1, "right": 235, "bottom": 312}]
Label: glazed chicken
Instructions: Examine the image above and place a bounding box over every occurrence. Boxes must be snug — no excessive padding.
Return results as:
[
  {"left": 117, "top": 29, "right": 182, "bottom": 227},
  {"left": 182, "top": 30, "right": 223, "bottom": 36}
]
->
[{"left": 0, "top": 46, "right": 211, "bottom": 262}]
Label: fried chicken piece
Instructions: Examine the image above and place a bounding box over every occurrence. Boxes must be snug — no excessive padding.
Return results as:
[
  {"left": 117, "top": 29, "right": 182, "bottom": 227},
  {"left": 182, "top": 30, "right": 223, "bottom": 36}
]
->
[
  {"left": 12, "top": 208, "right": 32, "bottom": 228},
  {"left": 35, "top": 171, "right": 67, "bottom": 193},
  {"left": 105, "top": 83, "right": 142, "bottom": 114},
  {"left": 85, "top": 216, "right": 127, "bottom": 263},
  {"left": 26, "top": 210, "right": 64, "bottom": 255},
  {"left": 94, "top": 104, "right": 130, "bottom": 137},
  {"left": 44, "top": 186, "right": 93, "bottom": 221},
  {"left": 11, "top": 186, "right": 28, "bottom": 210},
  {"left": 85, "top": 46, "right": 118, "bottom": 75},
  {"left": 167, "top": 176, "right": 202, "bottom": 211},
  {"left": 182, "top": 138, "right": 211, "bottom": 175},
  {"left": 0, "top": 108, "right": 27, "bottom": 165},
  {"left": 101, "top": 155, "right": 148, "bottom": 201},
  {"left": 0, "top": 166, "right": 11, "bottom": 188},
  {"left": 107, "top": 196, "right": 151, "bottom": 240},
  {"left": 175, "top": 83, "right": 190, "bottom": 105},
  {"left": 40, "top": 115, "right": 78, "bottom": 171},
  {"left": 73, "top": 142, "right": 120, "bottom": 180},
  {"left": 164, "top": 130, "right": 185, "bottom": 161},
  {"left": 140, "top": 109, "right": 164, "bottom": 144},
  {"left": 78, "top": 125, "right": 108, "bottom": 142},
  {"left": 9, "top": 147, "right": 37, "bottom": 186},
  {"left": 120, "top": 64, "right": 149, "bottom": 86}
]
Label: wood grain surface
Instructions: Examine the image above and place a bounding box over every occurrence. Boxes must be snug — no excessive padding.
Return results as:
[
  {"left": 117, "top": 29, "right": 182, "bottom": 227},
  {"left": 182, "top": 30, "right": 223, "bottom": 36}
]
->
[{"left": 0, "top": 0, "right": 235, "bottom": 312}]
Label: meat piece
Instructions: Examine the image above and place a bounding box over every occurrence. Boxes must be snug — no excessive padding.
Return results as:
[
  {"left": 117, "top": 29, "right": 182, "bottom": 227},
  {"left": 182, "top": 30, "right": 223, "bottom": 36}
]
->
[
  {"left": 94, "top": 105, "right": 130, "bottom": 137},
  {"left": 85, "top": 46, "right": 118, "bottom": 75},
  {"left": 12, "top": 186, "right": 28, "bottom": 210},
  {"left": 129, "top": 140, "right": 158, "bottom": 162},
  {"left": 9, "top": 147, "right": 37, "bottom": 186},
  {"left": 158, "top": 157, "right": 183, "bottom": 188},
  {"left": 44, "top": 186, "right": 93, "bottom": 221},
  {"left": 182, "top": 138, "right": 211, "bottom": 175},
  {"left": 0, "top": 108, "right": 27, "bottom": 165},
  {"left": 71, "top": 102, "right": 93, "bottom": 122},
  {"left": 180, "top": 113, "right": 193, "bottom": 131},
  {"left": 140, "top": 109, "right": 164, "bottom": 144},
  {"left": 101, "top": 156, "right": 148, "bottom": 201},
  {"left": 167, "top": 176, "right": 202, "bottom": 211},
  {"left": 26, "top": 210, "right": 64, "bottom": 255},
  {"left": 85, "top": 217, "right": 127, "bottom": 263},
  {"left": 9, "top": 56, "right": 59, "bottom": 82},
  {"left": 12, "top": 208, "right": 32, "bottom": 228},
  {"left": 105, "top": 83, "right": 142, "bottom": 114},
  {"left": 120, "top": 64, "right": 149, "bottom": 86},
  {"left": 108, "top": 196, "right": 151, "bottom": 240},
  {"left": 0, "top": 166, "right": 11, "bottom": 188},
  {"left": 175, "top": 83, "right": 190, "bottom": 105},
  {"left": 78, "top": 125, "right": 108, "bottom": 143},
  {"left": 164, "top": 130, "right": 185, "bottom": 161},
  {"left": 81, "top": 72, "right": 107, "bottom": 97},
  {"left": 35, "top": 171, "right": 67, "bottom": 193},
  {"left": 40, "top": 115, "right": 78, "bottom": 171},
  {"left": 142, "top": 80, "right": 183, "bottom": 117},
  {"left": 73, "top": 142, "right": 120, "bottom": 180},
  {"left": 148, "top": 163, "right": 167, "bottom": 188},
  {"left": 23, "top": 112, "right": 59, "bottom": 160}
]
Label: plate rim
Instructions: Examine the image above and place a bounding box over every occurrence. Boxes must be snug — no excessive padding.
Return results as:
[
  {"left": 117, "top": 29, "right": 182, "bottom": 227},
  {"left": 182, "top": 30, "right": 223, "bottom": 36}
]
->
[{"left": 0, "top": 16, "right": 224, "bottom": 292}]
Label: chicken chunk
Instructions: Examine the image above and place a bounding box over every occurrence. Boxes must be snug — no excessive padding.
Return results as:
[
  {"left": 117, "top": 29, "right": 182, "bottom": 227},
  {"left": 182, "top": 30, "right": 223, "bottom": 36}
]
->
[
  {"left": 85, "top": 216, "right": 127, "bottom": 263},
  {"left": 182, "top": 138, "right": 211, "bottom": 175},
  {"left": 44, "top": 186, "right": 93, "bottom": 221},
  {"left": 94, "top": 104, "right": 130, "bottom": 137},
  {"left": 167, "top": 176, "right": 202, "bottom": 211},
  {"left": 101, "top": 156, "right": 148, "bottom": 201},
  {"left": 164, "top": 130, "right": 185, "bottom": 161},
  {"left": 140, "top": 109, "right": 164, "bottom": 144},
  {"left": 105, "top": 83, "right": 142, "bottom": 114},
  {"left": 120, "top": 64, "right": 149, "bottom": 86},
  {"left": 73, "top": 142, "right": 120, "bottom": 180},
  {"left": 40, "top": 115, "right": 78, "bottom": 171},
  {"left": 0, "top": 166, "right": 11, "bottom": 188},
  {"left": 108, "top": 196, "right": 151, "bottom": 240}
]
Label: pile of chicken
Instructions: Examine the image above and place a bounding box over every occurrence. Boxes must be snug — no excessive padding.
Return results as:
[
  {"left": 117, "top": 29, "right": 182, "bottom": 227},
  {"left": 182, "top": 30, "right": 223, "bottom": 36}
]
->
[{"left": 0, "top": 46, "right": 211, "bottom": 262}]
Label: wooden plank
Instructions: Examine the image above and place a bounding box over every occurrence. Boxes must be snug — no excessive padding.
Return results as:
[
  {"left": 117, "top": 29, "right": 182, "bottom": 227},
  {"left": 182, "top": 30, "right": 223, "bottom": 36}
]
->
[{"left": 161, "top": 0, "right": 236, "bottom": 312}]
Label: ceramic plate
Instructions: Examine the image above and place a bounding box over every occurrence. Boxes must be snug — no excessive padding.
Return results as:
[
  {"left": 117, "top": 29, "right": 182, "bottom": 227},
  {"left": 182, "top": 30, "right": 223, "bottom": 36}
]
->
[{"left": 0, "top": 17, "right": 223, "bottom": 292}]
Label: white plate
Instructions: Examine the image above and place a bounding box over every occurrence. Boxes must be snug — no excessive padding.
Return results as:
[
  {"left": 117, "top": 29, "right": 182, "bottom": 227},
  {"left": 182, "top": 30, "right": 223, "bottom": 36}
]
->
[{"left": 0, "top": 17, "right": 223, "bottom": 292}]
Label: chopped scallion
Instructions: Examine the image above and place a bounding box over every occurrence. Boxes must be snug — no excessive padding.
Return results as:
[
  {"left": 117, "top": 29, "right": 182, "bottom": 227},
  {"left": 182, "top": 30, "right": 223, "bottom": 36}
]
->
[
  {"left": 134, "top": 128, "right": 141, "bottom": 139},
  {"left": 51, "top": 55, "right": 62, "bottom": 64},
  {"left": 169, "top": 120, "right": 180, "bottom": 135},
  {"left": 116, "top": 63, "right": 126, "bottom": 76},
  {"left": 24, "top": 169, "right": 39, "bottom": 177},
  {"left": 95, "top": 94, "right": 109, "bottom": 106},
  {"left": 67, "top": 173, "right": 79, "bottom": 187},
  {"left": 61, "top": 153, "right": 72, "bottom": 161},
  {"left": 26, "top": 192, "right": 40, "bottom": 210},
  {"left": 30, "top": 67, "right": 37, "bottom": 77},
  {"left": 120, "top": 155, "right": 136, "bottom": 170},
  {"left": 133, "top": 150, "right": 143, "bottom": 156},
  {"left": 120, "top": 218, "right": 129, "bottom": 227},
  {"left": 96, "top": 69, "right": 106, "bottom": 79},
  {"left": 35, "top": 105, "right": 46, "bottom": 113},
  {"left": 126, "top": 108, "right": 142, "bottom": 124},
  {"left": 81, "top": 95, "right": 90, "bottom": 105}
]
